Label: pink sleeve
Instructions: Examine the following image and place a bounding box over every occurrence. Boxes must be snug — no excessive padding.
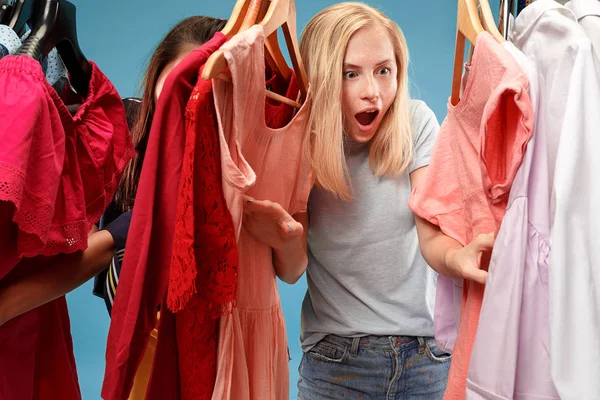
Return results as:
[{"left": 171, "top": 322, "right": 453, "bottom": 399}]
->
[
  {"left": 480, "top": 77, "right": 533, "bottom": 201},
  {"left": 408, "top": 125, "right": 467, "bottom": 246}
]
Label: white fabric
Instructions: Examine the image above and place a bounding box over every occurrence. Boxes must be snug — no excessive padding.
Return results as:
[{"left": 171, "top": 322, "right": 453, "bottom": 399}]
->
[
  {"left": 513, "top": 1, "right": 600, "bottom": 399},
  {"left": 567, "top": 0, "right": 600, "bottom": 61}
]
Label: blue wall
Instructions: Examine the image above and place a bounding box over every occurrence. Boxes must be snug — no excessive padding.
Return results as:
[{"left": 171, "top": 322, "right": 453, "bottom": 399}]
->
[{"left": 66, "top": 0, "right": 497, "bottom": 398}]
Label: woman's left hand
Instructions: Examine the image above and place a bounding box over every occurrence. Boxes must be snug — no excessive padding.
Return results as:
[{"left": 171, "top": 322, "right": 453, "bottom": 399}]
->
[{"left": 445, "top": 232, "right": 495, "bottom": 284}]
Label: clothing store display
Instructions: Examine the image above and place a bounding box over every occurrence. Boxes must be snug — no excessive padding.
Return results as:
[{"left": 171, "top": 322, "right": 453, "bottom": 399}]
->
[{"left": 409, "top": 31, "right": 534, "bottom": 399}]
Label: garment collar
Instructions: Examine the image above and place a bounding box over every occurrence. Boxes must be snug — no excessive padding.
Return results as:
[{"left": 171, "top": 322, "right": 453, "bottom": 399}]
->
[
  {"left": 566, "top": 0, "right": 600, "bottom": 20},
  {"left": 512, "top": 0, "right": 577, "bottom": 45}
]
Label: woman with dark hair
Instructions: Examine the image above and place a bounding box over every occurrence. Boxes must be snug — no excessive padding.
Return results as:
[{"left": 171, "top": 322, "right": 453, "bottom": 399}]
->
[{"left": 0, "top": 19, "right": 226, "bottom": 397}]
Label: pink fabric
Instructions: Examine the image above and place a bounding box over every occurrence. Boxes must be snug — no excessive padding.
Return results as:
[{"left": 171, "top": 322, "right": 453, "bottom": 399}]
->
[
  {"left": 211, "top": 25, "right": 312, "bottom": 400},
  {"left": 409, "top": 32, "right": 533, "bottom": 399},
  {"left": 0, "top": 55, "right": 131, "bottom": 400},
  {"left": 464, "top": 41, "right": 559, "bottom": 400},
  {"left": 0, "top": 55, "right": 133, "bottom": 278}
]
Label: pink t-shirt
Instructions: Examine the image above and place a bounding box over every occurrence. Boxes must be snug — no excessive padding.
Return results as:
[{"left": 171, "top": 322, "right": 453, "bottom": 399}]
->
[{"left": 409, "top": 31, "right": 533, "bottom": 399}]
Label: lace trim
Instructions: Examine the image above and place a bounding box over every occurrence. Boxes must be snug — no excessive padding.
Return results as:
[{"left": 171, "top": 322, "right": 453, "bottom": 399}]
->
[
  {"left": 167, "top": 85, "right": 238, "bottom": 316},
  {"left": 0, "top": 161, "right": 55, "bottom": 255},
  {"left": 176, "top": 297, "right": 219, "bottom": 400}
]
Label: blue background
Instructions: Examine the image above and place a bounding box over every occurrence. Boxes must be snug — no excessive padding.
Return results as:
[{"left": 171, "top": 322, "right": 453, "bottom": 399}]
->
[{"left": 65, "top": 0, "right": 499, "bottom": 398}]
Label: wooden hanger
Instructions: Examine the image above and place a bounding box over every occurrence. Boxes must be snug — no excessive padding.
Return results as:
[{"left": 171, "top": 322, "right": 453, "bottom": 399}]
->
[
  {"left": 256, "top": 0, "right": 291, "bottom": 81},
  {"left": 212, "top": 0, "right": 294, "bottom": 106},
  {"left": 203, "top": 0, "right": 307, "bottom": 109},
  {"left": 238, "top": 0, "right": 290, "bottom": 80},
  {"left": 220, "top": 0, "right": 252, "bottom": 37},
  {"left": 259, "top": 0, "right": 307, "bottom": 100},
  {"left": 451, "top": 0, "right": 485, "bottom": 105},
  {"left": 477, "top": 0, "right": 505, "bottom": 43}
]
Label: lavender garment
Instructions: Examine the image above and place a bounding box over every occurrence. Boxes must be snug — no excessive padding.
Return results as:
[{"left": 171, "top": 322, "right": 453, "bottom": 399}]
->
[{"left": 464, "top": 42, "right": 559, "bottom": 400}]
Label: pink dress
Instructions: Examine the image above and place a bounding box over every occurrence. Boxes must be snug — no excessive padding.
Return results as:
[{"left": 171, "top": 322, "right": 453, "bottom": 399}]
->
[{"left": 211, "top": 25, "right": 312, "bottom": 400}]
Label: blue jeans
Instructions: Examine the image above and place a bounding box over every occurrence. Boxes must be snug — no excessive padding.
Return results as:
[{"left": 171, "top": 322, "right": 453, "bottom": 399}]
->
[{"left": 298, "top": 335, "right": 451, "bottom": 399}]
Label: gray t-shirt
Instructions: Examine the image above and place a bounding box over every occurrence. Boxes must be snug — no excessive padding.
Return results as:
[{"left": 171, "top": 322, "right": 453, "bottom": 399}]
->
[{"left": 300, "top": 100, "right": 440, "bottom": 351}]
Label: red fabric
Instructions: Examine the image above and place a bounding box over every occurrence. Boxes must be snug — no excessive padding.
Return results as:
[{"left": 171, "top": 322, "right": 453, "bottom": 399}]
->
[
  {"left": 167, "top": 74, "right": 237, "bottom": 314},
  {"left": 0, "top": 55, "right": 133, "bottom": 278},
  {"left": 0, "top": 55, "right": 132, "bottom": 400},
  {"left": 0, "top": 296, "right": 80, "bottom": 400},
  {"left": 167, "top": 71, "right": 236, "bottom": 400},
  {"left": 167, "top": 64, "right": 297, "bottom": 400},
  {"left": 102, "top": 33, "right": 227, "bottom": 400},
  {"left": 166, "top": 63, "right": 292, "bottom": 313}
]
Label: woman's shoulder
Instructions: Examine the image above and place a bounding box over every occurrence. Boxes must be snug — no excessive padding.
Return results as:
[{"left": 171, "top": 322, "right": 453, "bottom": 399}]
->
[
  {"left": 408, "top": 99, "right": 435, "bottom": 121},
  {"left": 408, "top": 99, "right": 439, "bottom": 132}
]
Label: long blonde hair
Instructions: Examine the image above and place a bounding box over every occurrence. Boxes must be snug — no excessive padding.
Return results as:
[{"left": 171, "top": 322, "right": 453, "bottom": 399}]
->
[{"left": 300, "top": 2, "right": 413, "bottom": 200}]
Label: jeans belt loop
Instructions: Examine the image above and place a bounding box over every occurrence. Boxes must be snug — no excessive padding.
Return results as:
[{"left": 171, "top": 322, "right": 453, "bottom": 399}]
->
[
  {"left": 350, "top": 337, "right": 360, "bottom": 357},
  {"left": 417, "top": 336, "right": 426, "bottom": 354}
]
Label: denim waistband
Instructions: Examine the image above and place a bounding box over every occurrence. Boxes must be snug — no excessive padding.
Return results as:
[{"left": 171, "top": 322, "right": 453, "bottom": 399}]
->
[{"left": 320, "top": 334, "right": 430, "bottom": 354}]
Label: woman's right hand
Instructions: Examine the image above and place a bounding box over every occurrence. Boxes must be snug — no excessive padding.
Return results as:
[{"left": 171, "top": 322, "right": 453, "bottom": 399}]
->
[{"left": 242, "top": 196, "right": 304, "bottom": 251}]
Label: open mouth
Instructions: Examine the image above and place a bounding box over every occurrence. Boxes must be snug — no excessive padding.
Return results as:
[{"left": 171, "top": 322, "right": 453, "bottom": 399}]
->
[{"left": 355, "top": 110, "right": 379, "bottom": 127}]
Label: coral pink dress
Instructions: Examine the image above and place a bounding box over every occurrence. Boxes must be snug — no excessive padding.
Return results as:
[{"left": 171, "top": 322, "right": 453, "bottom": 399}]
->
[{"left": 211, "top": 25, "right": 312, "bottom": 400}]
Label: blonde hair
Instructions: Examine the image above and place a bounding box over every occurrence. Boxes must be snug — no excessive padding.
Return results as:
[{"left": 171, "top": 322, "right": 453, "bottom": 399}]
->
[{"left": 300, "top": 2, "right": 413, "bottom": 200}]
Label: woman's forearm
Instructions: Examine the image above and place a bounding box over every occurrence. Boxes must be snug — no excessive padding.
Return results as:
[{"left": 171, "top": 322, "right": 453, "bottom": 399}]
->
[
  {"left": 414, "top": 215, "right": 463, "bottom": 279},
  {"left": 0, "top": 230, "right": 115, "bottom": 326}
]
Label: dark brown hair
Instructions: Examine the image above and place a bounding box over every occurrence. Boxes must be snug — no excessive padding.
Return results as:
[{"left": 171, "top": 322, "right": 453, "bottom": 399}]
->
[{"left": 114, "top": 16, "right": 227, "bottom": 211}]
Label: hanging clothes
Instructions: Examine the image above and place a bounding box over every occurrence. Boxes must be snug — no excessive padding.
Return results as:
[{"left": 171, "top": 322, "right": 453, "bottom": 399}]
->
[
  {"left": 566, "top": 0, "right": 600, "bottom": 61},
  {"left": 506, "top": 2, "right": 600, "bottom": 398},
  {"left": 0, "top": 54, "right": 133, "bottom": 274},
  {"left": 92, "top": 97, "right": 142, "bottom": 315},
  {"left": 0, "top": 296, "right": 80, "bottom": 400},
  {"left": 0, "top": 25, "right": 70, "bottom": 90},
  {"left": 210, "top": 25, "right": 312, "bottom": 400},
  {"left": 172, "top": 38, "right": 305, "bottom": 400},
  {"left": 168, "top": 68, "right": 239, "bottom": 400},
  {"left": 466, "top": 43, "right": 559, "bottom": 400},
  {"left": 21, "top": 29, "right": 69, "bottom": 88},
  {"left": 408, "top": 31, "right": 534, "bottom": 400},
  {"left": 0, "top": 24, "right": 20, "bottom": 56},
  {"left": 0, "top": 54, "right": 132, "bottom": 400},
  {"left": 102, "top": 33, "right": 228, "bottom": 400}
]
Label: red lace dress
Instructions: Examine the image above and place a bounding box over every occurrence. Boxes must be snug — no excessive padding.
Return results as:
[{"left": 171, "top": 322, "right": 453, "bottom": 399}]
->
[
  {"left": 0, "top": 55, "right": 133, "bottom": 400},
  {"left": 102, "top": 33, "right": 227, "bottom": 400},
  {"left": 169, "top": 70, "right": 239, "bottom": 400}
]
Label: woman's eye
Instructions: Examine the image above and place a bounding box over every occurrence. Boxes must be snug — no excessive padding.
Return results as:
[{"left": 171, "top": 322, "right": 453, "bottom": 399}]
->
[
  {"left": 344, "top": 71, "right": 358, "bottom": 79},
  {"left": 378, "top": 67, "right": 391, "bottom": 75}
]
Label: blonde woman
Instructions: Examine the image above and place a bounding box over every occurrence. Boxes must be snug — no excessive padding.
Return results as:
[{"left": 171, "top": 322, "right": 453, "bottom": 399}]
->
[{"left": 242, "top": 2, "right": 494, "bottom": 398}]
